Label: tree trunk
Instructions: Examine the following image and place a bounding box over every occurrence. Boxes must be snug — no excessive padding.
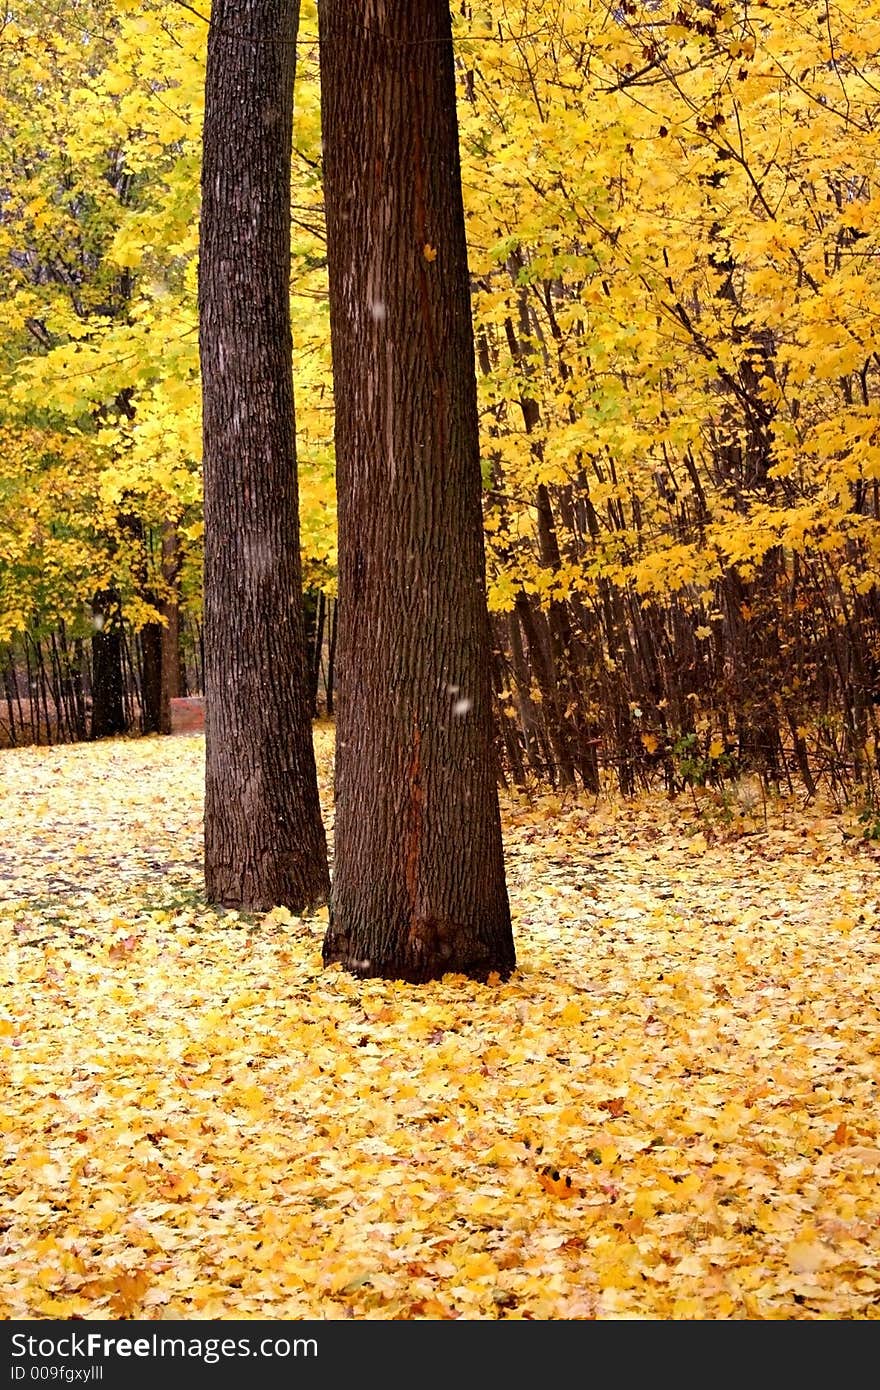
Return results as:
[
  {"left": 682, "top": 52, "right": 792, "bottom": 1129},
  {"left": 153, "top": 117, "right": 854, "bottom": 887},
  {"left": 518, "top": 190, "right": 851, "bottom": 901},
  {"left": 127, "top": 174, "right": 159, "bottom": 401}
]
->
[
  {"left": 320, "top": 0, "right": 514, "bottom": 982},
  {"left": 159, "top": 521, "right": 184, "bottom": 732},
  {"left": 140, "top": 617, "right": 163, "bottom": 734},
  {"left": 199, "top": 0, "right": 330, "bottom": 912},
  {"left": 90, "top": 592, "right": 126, "bottom": 739}
]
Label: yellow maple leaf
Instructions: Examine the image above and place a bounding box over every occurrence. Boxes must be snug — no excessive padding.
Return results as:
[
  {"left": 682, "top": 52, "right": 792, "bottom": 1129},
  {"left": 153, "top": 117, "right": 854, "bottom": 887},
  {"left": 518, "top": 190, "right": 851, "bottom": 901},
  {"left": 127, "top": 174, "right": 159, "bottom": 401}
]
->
[{"left": 786, "top": 1239, "right": 836, "bottom": 1274}]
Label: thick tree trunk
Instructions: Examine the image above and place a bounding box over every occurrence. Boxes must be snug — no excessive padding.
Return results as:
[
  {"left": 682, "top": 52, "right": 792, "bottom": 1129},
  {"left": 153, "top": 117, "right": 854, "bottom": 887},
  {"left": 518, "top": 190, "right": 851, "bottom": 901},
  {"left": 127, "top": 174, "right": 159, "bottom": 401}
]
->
[
  {"left": 320, "top": 0, "right": 514, "bottom": 982},
  {"left": 199, "top": 0, "right": 330, "bottom": 912}
]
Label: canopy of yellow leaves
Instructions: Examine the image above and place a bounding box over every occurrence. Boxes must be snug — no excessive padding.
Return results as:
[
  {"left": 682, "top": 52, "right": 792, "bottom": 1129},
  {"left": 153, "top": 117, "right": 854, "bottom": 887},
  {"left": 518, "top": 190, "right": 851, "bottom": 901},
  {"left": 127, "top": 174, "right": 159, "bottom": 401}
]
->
[
  {"left": 5, "top": 0, "right": 880, "bottom": 631},
  {"left": 2, "top": 729, "right": 879, "bottom": 1319}
]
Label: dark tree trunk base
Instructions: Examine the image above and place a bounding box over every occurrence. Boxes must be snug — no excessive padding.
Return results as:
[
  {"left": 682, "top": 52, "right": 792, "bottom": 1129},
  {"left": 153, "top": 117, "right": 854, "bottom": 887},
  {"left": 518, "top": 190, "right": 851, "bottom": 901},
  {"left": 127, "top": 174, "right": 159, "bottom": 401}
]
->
[{"left": 323, "top": 916, "right": 516, "bottom": 985}]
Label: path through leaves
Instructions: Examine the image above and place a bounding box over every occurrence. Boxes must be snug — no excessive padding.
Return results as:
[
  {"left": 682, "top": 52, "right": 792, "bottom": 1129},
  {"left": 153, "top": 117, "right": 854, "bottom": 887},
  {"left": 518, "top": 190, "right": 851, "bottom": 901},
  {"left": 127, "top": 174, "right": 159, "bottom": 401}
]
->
[{"left": 2, "top": 730, "right": 879, "bottom": 1318}]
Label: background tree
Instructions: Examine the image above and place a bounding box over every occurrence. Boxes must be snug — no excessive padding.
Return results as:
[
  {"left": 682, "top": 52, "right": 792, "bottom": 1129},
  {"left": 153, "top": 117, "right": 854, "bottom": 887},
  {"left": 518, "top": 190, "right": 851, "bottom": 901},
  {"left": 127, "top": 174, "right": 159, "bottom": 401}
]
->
[
  {"left": 456, "top": 1, "right": 880, "bottom": 802},
  {"left": 0, "top": 0, "right": 206, "bottom": 744},
  {"left": 200, "top": 0, "right": 329, "bottom": 911},
  {"left": 319, "top": 0, "right": 515, "bottom": 982}
]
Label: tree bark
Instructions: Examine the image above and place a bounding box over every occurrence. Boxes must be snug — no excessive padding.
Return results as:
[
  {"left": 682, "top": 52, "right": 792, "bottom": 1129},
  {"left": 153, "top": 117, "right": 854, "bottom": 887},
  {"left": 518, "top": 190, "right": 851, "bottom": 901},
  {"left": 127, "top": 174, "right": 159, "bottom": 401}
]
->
[
  {"left": 199, "top": 0, "right": 330, "bottom": 911},
  {"left": 90, "top": 592, "right": 126, "bottom": 739},
  {"left": 140, "top": 617, "right": 163, "bottom": 733},
  {"left": 320, "top": 0, "right": 514, "bottom": 982},
  {"left": 159, "top": 520, "right": 184, "bottom": 733}
]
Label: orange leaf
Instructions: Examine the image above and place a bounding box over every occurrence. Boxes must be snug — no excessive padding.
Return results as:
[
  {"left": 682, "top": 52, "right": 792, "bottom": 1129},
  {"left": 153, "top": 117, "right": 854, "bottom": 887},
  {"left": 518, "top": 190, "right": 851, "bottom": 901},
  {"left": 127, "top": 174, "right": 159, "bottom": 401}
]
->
[
  {"left": 408, "top": 1298, "right": 457, "bottom": 1319},
  {"left": 109, "top": 935, "right": 138, "bottom": 959},
  {"left": 108, "top": 1270, "right": 150, "bottom": 1317},
  {"left": 599, "top": 1097, "right": 626, "bottom": 1117},
  {"left": 537, "top": 1166, "right": 576, "bottom": 1199}
]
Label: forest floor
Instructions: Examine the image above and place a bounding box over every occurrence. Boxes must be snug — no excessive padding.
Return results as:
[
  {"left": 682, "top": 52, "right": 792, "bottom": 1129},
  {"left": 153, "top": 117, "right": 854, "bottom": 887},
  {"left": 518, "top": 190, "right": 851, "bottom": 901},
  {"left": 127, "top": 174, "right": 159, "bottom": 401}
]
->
[{"left": 2, "top": 726, "right": 880, "bottom": 1320}]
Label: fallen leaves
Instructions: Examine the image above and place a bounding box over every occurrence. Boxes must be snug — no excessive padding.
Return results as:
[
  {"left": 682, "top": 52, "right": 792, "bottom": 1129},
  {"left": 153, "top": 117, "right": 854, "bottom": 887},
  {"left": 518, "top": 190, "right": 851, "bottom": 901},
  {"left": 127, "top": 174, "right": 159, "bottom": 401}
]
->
[
  {"left": 1, "top": 731, "right": 880, "bottom": 1319},
  {"left": 786, "top": 1237, "right": 837, "bottom": 1276}
]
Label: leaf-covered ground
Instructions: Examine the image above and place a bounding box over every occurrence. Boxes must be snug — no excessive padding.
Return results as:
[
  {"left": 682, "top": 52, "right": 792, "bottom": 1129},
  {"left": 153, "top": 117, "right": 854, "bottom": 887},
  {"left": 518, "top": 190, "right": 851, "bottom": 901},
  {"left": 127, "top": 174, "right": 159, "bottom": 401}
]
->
[{"left": 2, "top": 729, "right": 880, "bottom": 1320}]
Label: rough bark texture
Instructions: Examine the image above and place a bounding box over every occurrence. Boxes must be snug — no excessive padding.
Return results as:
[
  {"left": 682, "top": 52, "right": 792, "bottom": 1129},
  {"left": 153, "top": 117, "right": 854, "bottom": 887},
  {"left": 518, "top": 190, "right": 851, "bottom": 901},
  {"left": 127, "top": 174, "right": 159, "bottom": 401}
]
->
[
  {"left": 199, "top": 0, "right": 330, "bottom": 911},
  {"left": 320, "top": 0, "right": 514, "bottom": 982}
]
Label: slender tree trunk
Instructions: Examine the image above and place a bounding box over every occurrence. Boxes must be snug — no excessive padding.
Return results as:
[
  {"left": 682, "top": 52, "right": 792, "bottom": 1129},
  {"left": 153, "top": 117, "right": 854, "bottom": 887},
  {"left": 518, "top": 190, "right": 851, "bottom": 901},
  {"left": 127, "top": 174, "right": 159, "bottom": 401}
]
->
[
  {"left": 311, "top": 590, "right": 326, "bottom": 715},
  {"left": 140, "top": 619, "right": 163, "bottom": 734},
  {"left": 90, "top": 593, "right": 126, "bottom": 739},
  {"left": 34, "top": 638, "right": 53, "bottom": 744},
  {"left": 325, "top": 599, "right": 337, "bottom": 716},
  {"left": 23, "top": 635, "right": 38, "bottom": 744},
  {"left": 320, "top": 0, "right": 514, "bottom": 982},
  {"left": 199, "top": 0, "right": 330, "bottom": 911},
  {"left": 2, "top": 649, "right": 17, "bottom": 747},
  {"left": 69, "top": 634, "right": 88, "bottom": 741},
  {"left": 159, "top": 521, "right": 184, "bottom": 733},
  {"left": 12, "top": 642, "right": 27, "bottom": 740}
]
